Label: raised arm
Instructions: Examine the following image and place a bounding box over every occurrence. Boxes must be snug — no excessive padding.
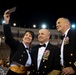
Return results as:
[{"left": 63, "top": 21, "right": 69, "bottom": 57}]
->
[
  {"left": 3, "top": 9, "right": 19, "bottom": 49},
  {"left": 3, "top": 9, "right": 10, "bottom": 24}
]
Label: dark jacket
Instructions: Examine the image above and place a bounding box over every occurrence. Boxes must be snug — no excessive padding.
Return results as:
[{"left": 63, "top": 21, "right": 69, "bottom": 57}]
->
[
  {"left": 29, "top": 42, "right": 61, "bottom": 75},
  {"left": 3, "top": 24, "right": 28, "bottom": 65},
  {"left": 63, "top": 29, "right": 76, "bottom": 74}
]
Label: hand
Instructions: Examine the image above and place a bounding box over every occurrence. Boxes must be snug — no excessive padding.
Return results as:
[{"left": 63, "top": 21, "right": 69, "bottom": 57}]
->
[
  {"left": 3, "top": 9, "right": 10, "bottom": 24},
  {"left": 61, "top": 67, "right": 75, "bottom": 75}
]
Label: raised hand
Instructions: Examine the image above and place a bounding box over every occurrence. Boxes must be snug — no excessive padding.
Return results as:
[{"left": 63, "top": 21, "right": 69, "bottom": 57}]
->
[{"left": 3, "top": 9, "right": 10, "bottom": 24}]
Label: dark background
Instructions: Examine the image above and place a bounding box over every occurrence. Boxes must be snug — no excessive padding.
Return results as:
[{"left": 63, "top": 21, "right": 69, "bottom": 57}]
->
[{"left": 0, "top": 0, "right": 76, "bottom": 29}]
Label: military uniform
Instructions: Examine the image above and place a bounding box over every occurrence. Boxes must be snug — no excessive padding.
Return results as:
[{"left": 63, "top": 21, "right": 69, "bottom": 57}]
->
[
  {"left": 3, "top": 24, "right": 30, "bottom": 75},
  {"left": 61, "top": 29, "right": 76, "bottom": 75},
  {"left": 29, "top": 42, "right": 61, "bottom": 75}
]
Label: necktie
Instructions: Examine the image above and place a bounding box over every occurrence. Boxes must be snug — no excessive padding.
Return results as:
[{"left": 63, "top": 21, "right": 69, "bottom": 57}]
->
[{"left": 39, "top": 44, "right": 46, "bottom": 47}]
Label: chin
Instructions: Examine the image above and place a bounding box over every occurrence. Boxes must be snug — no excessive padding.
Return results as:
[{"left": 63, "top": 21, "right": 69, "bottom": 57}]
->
[{"left": 25, "top": 41, "right": 30, "bottom": 44}]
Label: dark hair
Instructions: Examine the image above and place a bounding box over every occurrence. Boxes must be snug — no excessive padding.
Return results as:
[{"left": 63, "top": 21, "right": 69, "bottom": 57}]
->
[{"left": 23, "top": 30, "right": 34, "bottom": 41}]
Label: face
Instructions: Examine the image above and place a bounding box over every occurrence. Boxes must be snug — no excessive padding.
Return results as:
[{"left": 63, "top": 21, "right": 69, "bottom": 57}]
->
[
  {"left": 56, "top": 18, "right": 68, "bottom": 34},
  {"left": 38, "top": 29, "right": 50, "bottom": 44},
  {"left": 22, "top": 32, "right": 33, "bottom": 44}
]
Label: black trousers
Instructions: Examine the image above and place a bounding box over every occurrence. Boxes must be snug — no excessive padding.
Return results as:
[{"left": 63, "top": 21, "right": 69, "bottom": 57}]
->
[{"left": 6, "top": 69, "right": 27, "bottom": 75}]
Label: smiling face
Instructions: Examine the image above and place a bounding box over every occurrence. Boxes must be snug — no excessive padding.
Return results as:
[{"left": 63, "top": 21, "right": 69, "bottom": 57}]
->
[
  {"left": 23, "top": 32, "right": 32, "bottom": 44},
  {"left": 56, "top": 18, "right": 70, "bottom": 34},
  {"left": 22, "top": 31, "right": 34, "bottom": 46},
  {"left": 38, "top": 29, "right": 50, "bottom": 44}
]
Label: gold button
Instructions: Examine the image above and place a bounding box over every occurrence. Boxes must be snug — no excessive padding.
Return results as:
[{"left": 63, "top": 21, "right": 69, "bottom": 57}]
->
[
  {"left": 44, "top": 66, "right": 47, "bottom": 68},
  {"left": 19, "top": 59, "right": 21, "bottom": 61},
  {"left": 43, "top": 60, "right": 45, "bottom": 62},
  {"left": 33, "top": 70, "right": 34, "bottom": 72},
  {"left": 69, "top": 62, "right": 72, "bottom": 64},
  {"left": 43, "top": 71, "right": 45, "bottom": 73},
  {"left": 70, "top": 53, "right": 73, "bottom": 56},
  {"left": 21, "top": 55, "right": 23, "bottom": 57},
  {"left": 23, "top": 51, "right": 25, "bottom": 53},
  {"left": 74, "top": 62, "right": 76, "bottom": 66},
  {"left": 38, "top": 72, "right": 39, "bottom": 74}
]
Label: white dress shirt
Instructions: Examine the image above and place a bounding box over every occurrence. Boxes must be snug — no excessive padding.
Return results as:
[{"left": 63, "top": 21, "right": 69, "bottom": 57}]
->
[
  {"left": 37, "top": 42, "right": 48, "bottom": 70},
  {"left": 22, "top": 42, "right": 31, "bottom": 67},
  {"left": 10, "top": 42, "right": 31, "bottom": 67}
]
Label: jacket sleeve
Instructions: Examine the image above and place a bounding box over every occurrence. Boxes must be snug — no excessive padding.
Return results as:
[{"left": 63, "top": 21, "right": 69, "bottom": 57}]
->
[{"left": 3, "top": 24, "right": 19, "bottom": 49}]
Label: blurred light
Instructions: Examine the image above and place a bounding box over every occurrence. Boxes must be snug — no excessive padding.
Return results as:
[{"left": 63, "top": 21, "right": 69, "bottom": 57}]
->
[
  {"left": 41, "top": 24, "right": 47, "bottom": 28},
  {"left": 33, "top": 24, "right": 36, "bottom": 28},
  {"left": 2, "top": 20, "right": 5, "bottom": 24},
  {"left": 13, "top": 23, "right": 16, "bottom": 26},
  {"left": 2, "top": 37, "right": 5, "bottom": 39},
  {"left": 71, "top": 24, "right": 75, "bottom": 29}
]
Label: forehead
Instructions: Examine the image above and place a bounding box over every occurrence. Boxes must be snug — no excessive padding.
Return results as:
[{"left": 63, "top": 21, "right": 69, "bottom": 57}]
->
[
  {"left": 24, "top": 32, "right": 32, "bottom": 36},
  {"left": 39, "top": 29, "right": 48, "bottom": 33},
  {"left": 57, "top": 18, "right": 64, "bottom": 23},
  {"left": 25, "top": 32, "right": 31, "bottom": 34},
  {"left": 39, "top": 29, "right": 50, "bottom": 36}
]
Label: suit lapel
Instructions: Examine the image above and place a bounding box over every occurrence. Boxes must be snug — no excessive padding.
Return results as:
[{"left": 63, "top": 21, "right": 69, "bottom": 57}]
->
[
  {"left": 34, "top": 45, "right": 39, "bottom": 69},
  {"left": 64, "top": 30, "right": 71, "bottom": 60}
]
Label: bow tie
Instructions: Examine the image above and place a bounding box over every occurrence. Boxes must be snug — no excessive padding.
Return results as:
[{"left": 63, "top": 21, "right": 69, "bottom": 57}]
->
[
  {"left": 60, "top": 34, "right": 65, "bottom": 40},
  {"left": 25, "top": 47, "right": 31, "bottom": 53},
  {"left": 39, "top": 44, "right": 46, "bottom": 47},
  {"left": 25, "top": 48, "right": 29, "bottom": 50}
]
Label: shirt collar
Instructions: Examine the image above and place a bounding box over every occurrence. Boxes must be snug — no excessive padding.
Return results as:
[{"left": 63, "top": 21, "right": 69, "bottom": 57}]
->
[
  {"left": 39, "top": 41, "right": 49, "bottom": 47},
  {"left": 64, "top": 28, "right": 70, "bottom": 37},
  {"left": 22, "top": 42, "right": 29, "bottom": 48}
]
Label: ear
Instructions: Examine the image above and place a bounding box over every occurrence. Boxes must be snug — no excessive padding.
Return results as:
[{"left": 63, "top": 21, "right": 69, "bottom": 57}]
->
[
  {"left": 48, "top": 36, "right": 50, "bottom": 39},
  {"left": 66, "top": 21, "right": 69, "bottom": 26}
]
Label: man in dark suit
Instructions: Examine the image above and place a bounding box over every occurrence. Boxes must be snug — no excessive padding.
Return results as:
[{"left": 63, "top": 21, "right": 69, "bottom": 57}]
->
[
  {"left": 29, "top": 29, "right": 61, "bottom": 75},
  {"left": 3, "top": 9, "right": 34, "bottom": 75},
  {"left": 56, "top": 17, "right": 76, "bottom": 75}
]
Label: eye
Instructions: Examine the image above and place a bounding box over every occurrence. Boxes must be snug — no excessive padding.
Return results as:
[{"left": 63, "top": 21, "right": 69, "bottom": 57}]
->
[{"left": 58, "top": 22, "right": 60, "bottom": 24}]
